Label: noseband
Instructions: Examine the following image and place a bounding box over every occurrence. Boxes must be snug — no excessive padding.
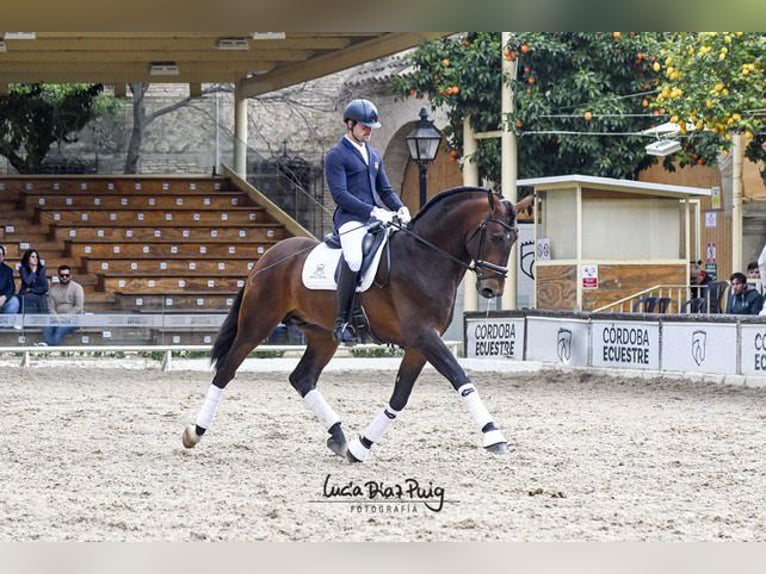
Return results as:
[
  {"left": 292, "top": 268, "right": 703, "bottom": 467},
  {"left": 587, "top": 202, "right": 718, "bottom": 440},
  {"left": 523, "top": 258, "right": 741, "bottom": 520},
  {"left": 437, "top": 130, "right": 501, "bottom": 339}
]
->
[{"left": 466, "top": 213, "right": 517, "bottom": 281}]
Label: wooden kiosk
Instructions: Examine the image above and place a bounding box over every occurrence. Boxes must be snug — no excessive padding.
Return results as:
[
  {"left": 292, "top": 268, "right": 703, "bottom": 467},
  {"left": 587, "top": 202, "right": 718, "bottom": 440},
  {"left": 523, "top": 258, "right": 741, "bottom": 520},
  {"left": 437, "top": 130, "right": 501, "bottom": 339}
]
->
[{"left": 517, "top": 175, "right": 711, "bottom": 312}]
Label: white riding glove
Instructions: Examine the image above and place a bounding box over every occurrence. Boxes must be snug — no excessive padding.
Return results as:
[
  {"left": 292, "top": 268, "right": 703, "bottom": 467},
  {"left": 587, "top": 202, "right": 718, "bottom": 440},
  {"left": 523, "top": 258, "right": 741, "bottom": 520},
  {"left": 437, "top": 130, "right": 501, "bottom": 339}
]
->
[
  {"left": 396, "top": 206, "right": 412, "bottom": 224},
  {"left": 370, "top": 207, "right": 395, "bottom": 224}
]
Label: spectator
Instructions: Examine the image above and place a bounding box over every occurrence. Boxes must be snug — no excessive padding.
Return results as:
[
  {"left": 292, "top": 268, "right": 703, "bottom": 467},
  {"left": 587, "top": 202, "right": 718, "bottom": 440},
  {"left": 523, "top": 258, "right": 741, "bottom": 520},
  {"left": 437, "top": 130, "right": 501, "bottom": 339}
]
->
[
  {"left": 41, "top": 265, "right": 84, "bottom": 346},
  {"left": 747, "top": 261, "right": 760, "bottom": 279},
  {"left": 0, "top": 245, "right": 20, "bottom": 314},
  {"left": 726, "top": 272, "right": 763, "bottom": 315},
  {"left": 18, "top": 248, "right": 49, "bottom": 313},
  {"left": 689, "top": 260, "right": 711, "bottom": 298}
]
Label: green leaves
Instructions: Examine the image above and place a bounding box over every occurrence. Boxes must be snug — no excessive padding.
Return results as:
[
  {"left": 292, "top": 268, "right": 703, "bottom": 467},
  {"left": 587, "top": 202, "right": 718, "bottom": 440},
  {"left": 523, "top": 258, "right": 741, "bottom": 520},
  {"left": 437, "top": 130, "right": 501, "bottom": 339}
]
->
[
  {"left": 656, "top": 32, "right": 766, "bottom": 183},
  {"left": 397, "top": 33, "right": 672, "bottom": 185},
  {"left": 0, "top": 83, "right": 109, "bottom": 174}
]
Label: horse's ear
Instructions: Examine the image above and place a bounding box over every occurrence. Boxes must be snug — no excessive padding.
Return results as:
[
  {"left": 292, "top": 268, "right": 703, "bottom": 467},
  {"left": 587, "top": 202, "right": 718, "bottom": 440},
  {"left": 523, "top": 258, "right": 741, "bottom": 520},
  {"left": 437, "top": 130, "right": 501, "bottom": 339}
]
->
[{"left": 487, "top": 188, "right": 495, "bottom": 210}]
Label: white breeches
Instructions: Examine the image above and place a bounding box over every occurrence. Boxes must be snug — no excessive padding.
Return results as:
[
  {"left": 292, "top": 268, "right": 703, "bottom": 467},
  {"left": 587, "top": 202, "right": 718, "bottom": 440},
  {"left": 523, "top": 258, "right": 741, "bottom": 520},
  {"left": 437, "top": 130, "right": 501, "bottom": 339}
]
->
[{"left": 338, "top": 221, "right": 371, "bottom": 272}]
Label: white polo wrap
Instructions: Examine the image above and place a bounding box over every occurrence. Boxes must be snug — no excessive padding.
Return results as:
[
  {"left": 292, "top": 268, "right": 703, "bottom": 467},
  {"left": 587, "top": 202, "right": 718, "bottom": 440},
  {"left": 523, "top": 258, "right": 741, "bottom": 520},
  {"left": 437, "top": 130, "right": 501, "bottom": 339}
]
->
[
  {"left": 347, "top": 436, "right": 371, "bottom": 462},
  {"left": 195, "top": 384, "right": 224, "bottom": 430},
  {"left": 303, "top": 389, "right": 341, "bottom": 431},
  {"left": 363, "top": 404, "right": 401, "bottom": 444},
  {"left": 457, "top": 383, "right": 493, "bottom": 430}
]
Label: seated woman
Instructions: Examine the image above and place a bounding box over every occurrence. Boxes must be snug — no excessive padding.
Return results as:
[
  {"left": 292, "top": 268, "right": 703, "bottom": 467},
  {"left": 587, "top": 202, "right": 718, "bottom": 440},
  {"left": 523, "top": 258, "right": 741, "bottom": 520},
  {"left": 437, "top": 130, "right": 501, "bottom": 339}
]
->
[{"left": 18, "top": 248, "right": 49, "bottom": 313}]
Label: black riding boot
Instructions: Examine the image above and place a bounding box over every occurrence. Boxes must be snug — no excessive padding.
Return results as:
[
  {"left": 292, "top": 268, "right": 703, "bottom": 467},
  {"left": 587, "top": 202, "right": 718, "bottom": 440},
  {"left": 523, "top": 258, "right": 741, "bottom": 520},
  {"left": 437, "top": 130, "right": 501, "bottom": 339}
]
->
[{"left": 334, "top": 259, "right": 360, "bottom": 346}]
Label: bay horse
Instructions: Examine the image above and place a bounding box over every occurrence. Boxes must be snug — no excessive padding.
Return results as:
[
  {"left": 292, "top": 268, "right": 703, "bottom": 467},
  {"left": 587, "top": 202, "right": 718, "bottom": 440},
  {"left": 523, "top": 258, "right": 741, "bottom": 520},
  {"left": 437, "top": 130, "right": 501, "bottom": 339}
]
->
[{"left": 182, "top": 186, "right": 520, "bottom": 462}]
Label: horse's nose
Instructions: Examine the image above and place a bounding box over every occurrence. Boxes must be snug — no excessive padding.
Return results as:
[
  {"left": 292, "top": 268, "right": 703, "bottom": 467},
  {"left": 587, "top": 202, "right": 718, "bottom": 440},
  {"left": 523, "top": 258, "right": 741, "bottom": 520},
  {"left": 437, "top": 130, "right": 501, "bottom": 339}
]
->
[{"left": 479, "top": 286, "right": 497, "bottom": 299}]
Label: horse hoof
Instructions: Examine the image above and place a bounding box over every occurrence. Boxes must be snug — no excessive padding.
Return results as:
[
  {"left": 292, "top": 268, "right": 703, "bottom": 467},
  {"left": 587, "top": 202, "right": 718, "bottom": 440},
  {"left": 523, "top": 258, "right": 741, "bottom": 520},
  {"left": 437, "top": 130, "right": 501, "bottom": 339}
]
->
[
  {"left": 327, "top": 436, "right": 348, "bottom": 457},
  {"left": 346, "top": 449, "right": 363, "bottom": 463},
  {"left": 485, "top": 441, "right": 508, "bottom": 455},
  {"left": 182, "top": 425, "right": 200, "bottom": 449}
]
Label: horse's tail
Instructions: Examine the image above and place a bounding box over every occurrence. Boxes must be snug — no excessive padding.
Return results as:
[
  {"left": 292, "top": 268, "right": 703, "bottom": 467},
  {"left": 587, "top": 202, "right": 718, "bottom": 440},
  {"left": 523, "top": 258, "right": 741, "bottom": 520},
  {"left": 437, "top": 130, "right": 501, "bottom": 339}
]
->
[{"left": 210, "top": 286, "right": 245, "bottom": 370}]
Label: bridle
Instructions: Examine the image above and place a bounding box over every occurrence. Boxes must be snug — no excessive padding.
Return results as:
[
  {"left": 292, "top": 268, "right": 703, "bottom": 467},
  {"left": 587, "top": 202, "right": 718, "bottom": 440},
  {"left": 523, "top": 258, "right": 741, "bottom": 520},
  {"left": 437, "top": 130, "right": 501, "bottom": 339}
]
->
[
  {"left": 394, "top": 193, "right": 517, "bottom": 280},
  {"left": 465, "top": 210, "right": 517, "bottom": 280}
]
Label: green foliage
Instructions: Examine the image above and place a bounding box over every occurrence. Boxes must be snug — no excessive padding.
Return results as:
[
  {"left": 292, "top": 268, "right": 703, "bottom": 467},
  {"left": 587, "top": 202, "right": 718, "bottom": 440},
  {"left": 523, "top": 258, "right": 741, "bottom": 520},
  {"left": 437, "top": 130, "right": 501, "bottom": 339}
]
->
[
  {"left": 655, "top": 32, "right": 766, "bottom": 183},
  {"left": 395, "top": 33, "right": 719, "bottom": 186},
  {"left": 0, "top": 83, "right": 117, "bottom": 173},
  {"left": 350, "top": 346, "right": 404, "bottom": 358}
]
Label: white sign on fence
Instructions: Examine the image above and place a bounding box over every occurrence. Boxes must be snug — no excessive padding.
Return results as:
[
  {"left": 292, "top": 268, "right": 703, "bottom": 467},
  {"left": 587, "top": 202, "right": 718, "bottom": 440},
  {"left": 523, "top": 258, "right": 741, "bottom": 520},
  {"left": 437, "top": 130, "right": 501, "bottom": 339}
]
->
[
  {"left": 591, "top": 320, "right": 660, "bottom": 370},
  {"left": 739, "top": 324, "right": 766, "bottom": 376},
  {"left": 662, "top": 322, "right": 737, "bottom": 374},
  {"left": 465, "top": 317, "right": 525, "bottom": 359},
  {"left": 526, "top": 316, "right": 589, "bottom": 366}
]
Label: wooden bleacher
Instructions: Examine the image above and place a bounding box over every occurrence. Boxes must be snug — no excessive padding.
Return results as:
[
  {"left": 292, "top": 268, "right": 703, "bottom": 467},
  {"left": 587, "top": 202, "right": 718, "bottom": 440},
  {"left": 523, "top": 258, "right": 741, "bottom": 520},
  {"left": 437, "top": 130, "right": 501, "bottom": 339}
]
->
[{"left": 0, "top": 176, "right": 309, "bottom": 338}]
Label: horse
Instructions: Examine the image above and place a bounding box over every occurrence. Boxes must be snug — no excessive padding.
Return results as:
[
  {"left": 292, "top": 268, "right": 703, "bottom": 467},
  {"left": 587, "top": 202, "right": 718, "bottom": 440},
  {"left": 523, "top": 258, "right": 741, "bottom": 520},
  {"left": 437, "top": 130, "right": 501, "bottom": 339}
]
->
[{"left": 182, "top": 186, "right": 520, "bottom": 462}]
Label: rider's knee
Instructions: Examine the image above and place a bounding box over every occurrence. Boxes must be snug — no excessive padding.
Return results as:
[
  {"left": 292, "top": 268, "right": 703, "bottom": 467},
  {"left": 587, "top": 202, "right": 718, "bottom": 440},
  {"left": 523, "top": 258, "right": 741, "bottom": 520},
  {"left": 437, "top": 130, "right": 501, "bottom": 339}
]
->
[{"left": 345, "top": 253, "right": 363, "bottom": 272}]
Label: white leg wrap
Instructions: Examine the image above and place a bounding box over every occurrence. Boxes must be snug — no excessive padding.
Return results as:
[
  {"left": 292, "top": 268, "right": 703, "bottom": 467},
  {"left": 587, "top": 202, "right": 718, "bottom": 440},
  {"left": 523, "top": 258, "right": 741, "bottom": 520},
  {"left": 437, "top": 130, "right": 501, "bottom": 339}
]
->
[
  {"left": 195, "top": 385, "right": 224, "bottom": 430},
  {"left": 362, "top": 404, "right": 401, "bottom": 444},
  {"left": 457, "top": 383, "right": 493, "bottom": 431},
  {"left": 303, "top": 389, "right": 341, "bottom": 431},
  {"left": 482, "top": 429, "right": 506, "bottom": 448},
  {"left": 347, "top": 436, "right": 371, "bottom": 462}
]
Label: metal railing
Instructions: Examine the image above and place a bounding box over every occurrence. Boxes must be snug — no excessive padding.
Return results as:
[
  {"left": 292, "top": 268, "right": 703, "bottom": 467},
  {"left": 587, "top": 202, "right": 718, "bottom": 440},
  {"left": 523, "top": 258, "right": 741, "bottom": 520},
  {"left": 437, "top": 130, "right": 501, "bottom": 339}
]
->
[{"left": 592, "top": 283, "right": 729, "bottom": 314}]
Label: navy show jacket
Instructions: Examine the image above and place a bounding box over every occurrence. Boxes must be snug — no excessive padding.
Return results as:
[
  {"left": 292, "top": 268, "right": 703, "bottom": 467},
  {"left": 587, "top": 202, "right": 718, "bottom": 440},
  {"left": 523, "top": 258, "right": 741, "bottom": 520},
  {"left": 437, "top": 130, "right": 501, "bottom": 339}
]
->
[{"left": 325, "top": 136, "right": 404, "bottom": 229}]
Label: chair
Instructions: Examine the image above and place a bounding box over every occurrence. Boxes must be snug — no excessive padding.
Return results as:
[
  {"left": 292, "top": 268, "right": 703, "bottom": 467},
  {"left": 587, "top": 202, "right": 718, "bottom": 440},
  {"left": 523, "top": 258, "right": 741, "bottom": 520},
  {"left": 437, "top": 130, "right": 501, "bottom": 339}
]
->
[
  {"left": 655, "top": 297, "right": 671, "bottom": 313},
  {"left": 704, "top": 281, "right": 730, "bottom": 314},
  {"left": 632, "top": 296, "right": 658, "bottom": 313},
  {"left": 681, "top": 297, "right": 705, "bottom": 314}
]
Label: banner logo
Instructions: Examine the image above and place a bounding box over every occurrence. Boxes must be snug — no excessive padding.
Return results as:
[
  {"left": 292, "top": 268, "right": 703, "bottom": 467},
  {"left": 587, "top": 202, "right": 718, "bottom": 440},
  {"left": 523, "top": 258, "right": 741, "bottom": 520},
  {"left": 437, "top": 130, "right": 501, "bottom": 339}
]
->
[
  {"left": 557, "top": 328, "right": 572, "bottom": 363},
  {"left": 691, "top": 330, "right": 707, "bottom": 366}
]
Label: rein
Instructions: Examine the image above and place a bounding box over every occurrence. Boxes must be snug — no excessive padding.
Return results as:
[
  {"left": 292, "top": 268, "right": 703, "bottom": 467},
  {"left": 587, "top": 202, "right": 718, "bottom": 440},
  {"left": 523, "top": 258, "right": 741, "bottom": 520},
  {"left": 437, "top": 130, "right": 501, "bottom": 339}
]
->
[{"left": 393, "top": 211, "right": 516, "bottom": 280}]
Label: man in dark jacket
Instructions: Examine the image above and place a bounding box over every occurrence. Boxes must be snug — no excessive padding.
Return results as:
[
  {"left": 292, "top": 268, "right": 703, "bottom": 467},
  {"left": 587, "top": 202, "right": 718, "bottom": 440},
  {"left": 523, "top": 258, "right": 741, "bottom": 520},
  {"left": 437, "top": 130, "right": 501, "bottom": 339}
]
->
[
  {"left": 324, "top": 98, "right": 410, "bottom": 345},
  {"left": 0, "top": 245, "right": 20, "bottom": 314},
  {"left": 726, "top": 272, "right": 763, "bottom": 315}
]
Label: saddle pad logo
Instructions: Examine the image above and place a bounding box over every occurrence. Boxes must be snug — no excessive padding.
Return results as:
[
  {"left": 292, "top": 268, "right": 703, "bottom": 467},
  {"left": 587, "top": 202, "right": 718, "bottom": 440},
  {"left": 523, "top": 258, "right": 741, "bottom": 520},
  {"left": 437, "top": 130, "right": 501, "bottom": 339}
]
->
[
  {"left": 691, "top": 330, "right": 706, "bottom": 366},
  {"left": 557, "top": 328, "right": 572, "bottom": 363},
  {"left": 310, "top": 263, "right": 328, "bottom": 280},
  {"left": 302, "top": 235, "right": 388, "bottom": 292}
]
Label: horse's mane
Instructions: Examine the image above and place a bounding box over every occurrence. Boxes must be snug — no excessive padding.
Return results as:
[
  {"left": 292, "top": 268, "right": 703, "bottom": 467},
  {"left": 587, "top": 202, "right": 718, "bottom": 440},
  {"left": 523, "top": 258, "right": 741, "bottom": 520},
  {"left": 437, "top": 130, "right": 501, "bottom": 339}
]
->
[{"left": 410, "top": 186, "right": 503, "bottom": 225}]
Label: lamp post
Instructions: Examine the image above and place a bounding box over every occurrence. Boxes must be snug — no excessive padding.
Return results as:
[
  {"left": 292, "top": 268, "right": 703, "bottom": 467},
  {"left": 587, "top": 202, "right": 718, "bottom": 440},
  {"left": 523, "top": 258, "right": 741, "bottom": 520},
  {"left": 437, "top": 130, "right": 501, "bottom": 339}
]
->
[{"left": 406, "top": 107, "right": 443, "bottom": 209}]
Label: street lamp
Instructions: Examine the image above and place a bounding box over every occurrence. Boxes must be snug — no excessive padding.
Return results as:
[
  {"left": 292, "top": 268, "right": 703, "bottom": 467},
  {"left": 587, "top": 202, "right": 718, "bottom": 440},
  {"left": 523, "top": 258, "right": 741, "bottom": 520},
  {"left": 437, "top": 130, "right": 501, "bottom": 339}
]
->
[{"left": 406, "top": 107, "right": 443, "bottom": 209}]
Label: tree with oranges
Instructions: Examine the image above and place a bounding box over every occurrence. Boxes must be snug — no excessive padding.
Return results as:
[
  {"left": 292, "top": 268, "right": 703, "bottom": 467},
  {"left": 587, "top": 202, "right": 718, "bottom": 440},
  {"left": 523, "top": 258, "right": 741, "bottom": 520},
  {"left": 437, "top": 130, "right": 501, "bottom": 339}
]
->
[
  {"left": 654, "top": 32, "right": 766, "bottom": 183},
  {"left": 396, "top": 32, "right": 714, "bottom": 186}
]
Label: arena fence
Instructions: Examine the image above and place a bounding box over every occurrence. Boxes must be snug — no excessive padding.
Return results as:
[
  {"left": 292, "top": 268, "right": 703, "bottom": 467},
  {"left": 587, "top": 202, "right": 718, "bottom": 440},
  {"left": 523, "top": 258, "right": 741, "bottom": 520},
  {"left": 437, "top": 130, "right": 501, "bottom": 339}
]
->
[
  {"left": 0, "top": 313, "right": 460, "bottom": 369},
  {"left": 464, "top": 309, "right": 766, "bottom": 383}
]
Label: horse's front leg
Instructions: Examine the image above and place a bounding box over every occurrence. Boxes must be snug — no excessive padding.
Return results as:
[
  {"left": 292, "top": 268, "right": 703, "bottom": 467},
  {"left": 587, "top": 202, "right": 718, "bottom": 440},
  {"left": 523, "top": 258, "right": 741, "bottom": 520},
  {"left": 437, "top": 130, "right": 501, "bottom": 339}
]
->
[
  {"left": 346, "top": 349, "right": 427, "bottom": 463},
  {"left": 420, "top": 331, "right": 508, "bottom": 454},
  {"left": 290, "top": 327, "right": 347, "bottom": 457}
]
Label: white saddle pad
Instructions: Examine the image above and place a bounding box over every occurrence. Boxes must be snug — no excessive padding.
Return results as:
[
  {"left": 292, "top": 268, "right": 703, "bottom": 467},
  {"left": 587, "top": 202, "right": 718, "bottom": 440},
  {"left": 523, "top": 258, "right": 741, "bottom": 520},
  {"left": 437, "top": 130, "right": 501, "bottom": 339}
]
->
[{"left": 301, "top": 234, "right": 388, "bottom": 291}]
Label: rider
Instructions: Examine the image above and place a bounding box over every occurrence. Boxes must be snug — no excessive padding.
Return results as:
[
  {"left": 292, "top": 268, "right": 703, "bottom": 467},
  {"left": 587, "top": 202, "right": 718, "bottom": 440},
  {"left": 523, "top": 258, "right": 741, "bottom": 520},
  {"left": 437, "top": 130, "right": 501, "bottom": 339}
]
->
[{"left": 325, "top": 98, "right": 411, "bottom": 345}]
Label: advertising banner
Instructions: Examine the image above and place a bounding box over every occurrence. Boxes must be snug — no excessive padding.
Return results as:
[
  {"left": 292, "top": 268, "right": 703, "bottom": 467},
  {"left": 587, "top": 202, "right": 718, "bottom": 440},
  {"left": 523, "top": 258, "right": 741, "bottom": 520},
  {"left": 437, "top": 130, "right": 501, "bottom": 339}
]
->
[
  {"left": 739, "top": 324, "right": 766, "bottom": 376},
  {"left": 591, "top": 320, "right": 660, "bottom": 371},
  {"left": 465, "top": 317, "right": 525, "bottom": 359},
  {"left": 662, "top": 322, "right": 737, "bottom": 374},
  {"left": 525, "top": 316, "right": 589, "bottom": 366}
]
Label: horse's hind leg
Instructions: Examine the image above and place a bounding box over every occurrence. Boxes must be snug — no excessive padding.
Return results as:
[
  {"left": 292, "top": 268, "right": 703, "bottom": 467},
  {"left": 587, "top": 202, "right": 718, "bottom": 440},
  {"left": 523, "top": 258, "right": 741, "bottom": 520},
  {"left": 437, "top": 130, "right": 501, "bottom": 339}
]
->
[
  {"left": 182, "top": 305, "right": 283, "bottom": 449},
  {"left": 288, "top": 326, "right": 346, "bottom": 456},
  {"left": 346, "top": 349, "right": 427, "bottom": 463}
]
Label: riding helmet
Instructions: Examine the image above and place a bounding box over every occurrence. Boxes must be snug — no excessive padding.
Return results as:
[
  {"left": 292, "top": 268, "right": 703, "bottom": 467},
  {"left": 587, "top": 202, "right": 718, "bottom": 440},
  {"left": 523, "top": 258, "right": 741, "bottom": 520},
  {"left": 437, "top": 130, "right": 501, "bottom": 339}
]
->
[{"left": 343, "top": 99, "right": 382, "bottom": 128}]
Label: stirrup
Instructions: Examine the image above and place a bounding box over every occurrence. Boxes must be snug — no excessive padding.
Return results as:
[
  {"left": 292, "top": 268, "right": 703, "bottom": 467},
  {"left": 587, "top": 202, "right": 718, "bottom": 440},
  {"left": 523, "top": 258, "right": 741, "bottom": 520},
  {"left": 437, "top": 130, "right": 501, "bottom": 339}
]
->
[{"left": 334, "top": 322, "right": 358, "bottom": 346}]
